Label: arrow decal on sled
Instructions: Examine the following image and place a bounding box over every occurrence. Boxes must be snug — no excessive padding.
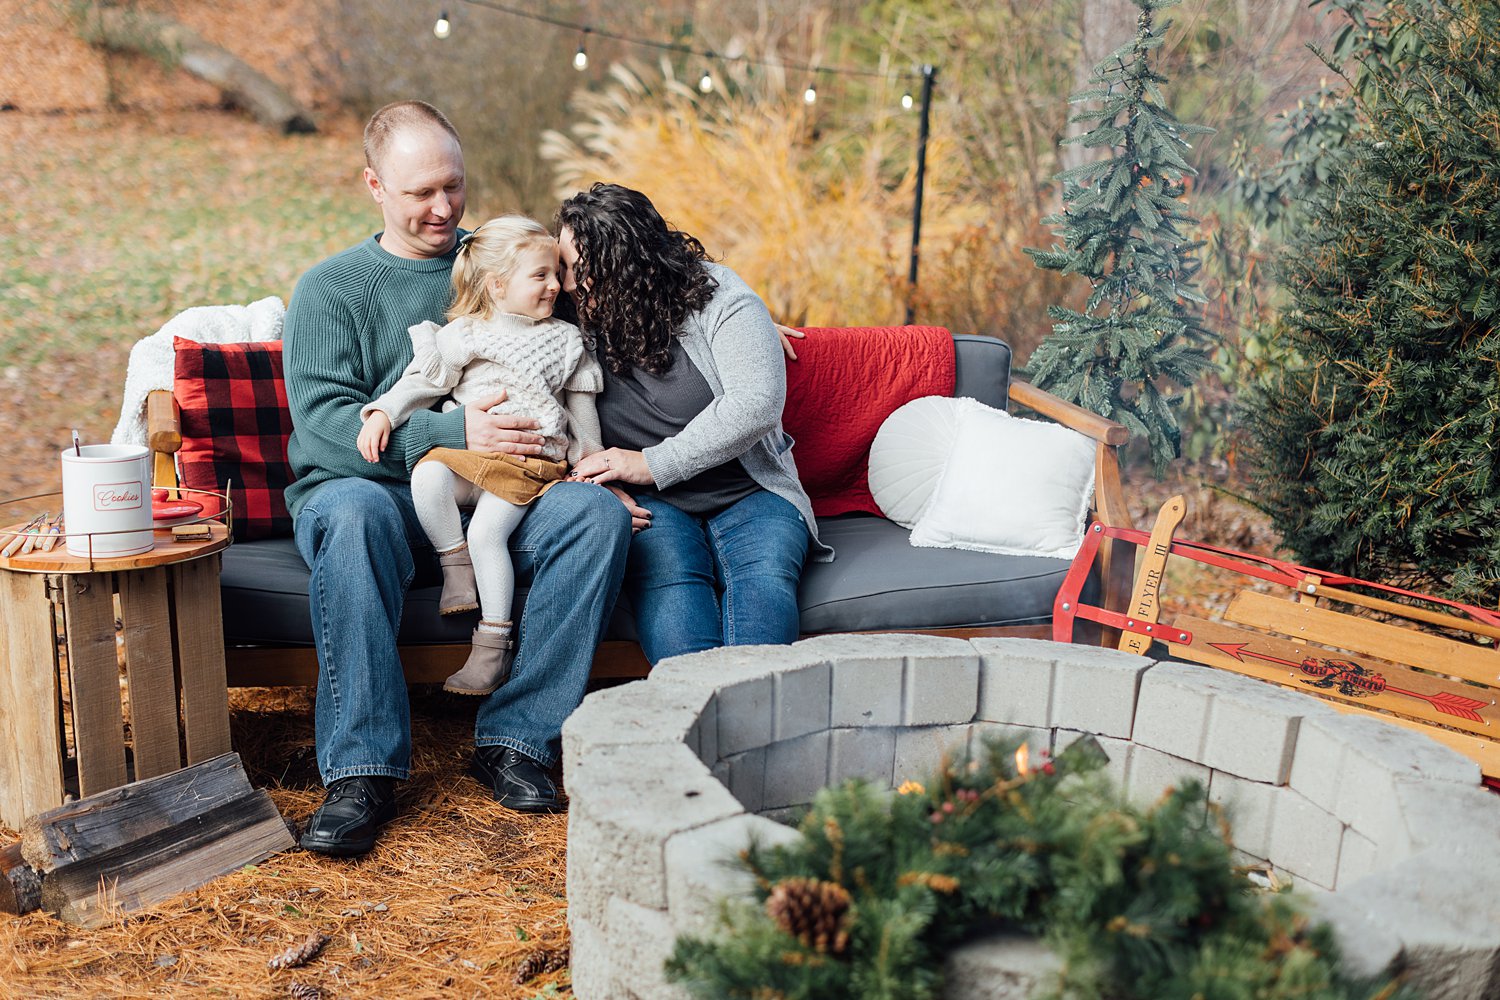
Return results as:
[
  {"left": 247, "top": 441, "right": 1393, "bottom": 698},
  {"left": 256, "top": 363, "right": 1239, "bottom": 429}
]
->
[{"left": 1209, "top": 643, "right": 1489, "bottom": 722}]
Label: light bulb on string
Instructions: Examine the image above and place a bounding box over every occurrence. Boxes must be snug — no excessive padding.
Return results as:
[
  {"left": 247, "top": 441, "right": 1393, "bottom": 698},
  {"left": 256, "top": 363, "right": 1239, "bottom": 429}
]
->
[
  {"left": 433, "top": 9, "right": 451, "bottom": 39},
  {"left": 698, "top": 70, "right": 714, "bottom": 93},
  {"left": 901, "top": 91, "right": 914, "bottom": 110},
  {"left": 573, "top": 27, "right": 590, "bottom": 71},
  {"left": 803, "top": 83, "right": 817, "bottom": 105}
]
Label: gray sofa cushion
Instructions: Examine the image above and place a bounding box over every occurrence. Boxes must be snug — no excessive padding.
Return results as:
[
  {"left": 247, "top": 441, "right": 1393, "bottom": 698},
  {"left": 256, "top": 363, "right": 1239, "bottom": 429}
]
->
[{"left": 217, "top": 332, "right": 1086, "bottom": 652}]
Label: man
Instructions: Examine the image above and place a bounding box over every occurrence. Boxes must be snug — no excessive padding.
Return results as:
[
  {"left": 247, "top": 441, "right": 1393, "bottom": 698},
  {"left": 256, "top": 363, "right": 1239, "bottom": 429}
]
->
[{"left": 283, "top": 100, "right": 638, "bottom": 857}]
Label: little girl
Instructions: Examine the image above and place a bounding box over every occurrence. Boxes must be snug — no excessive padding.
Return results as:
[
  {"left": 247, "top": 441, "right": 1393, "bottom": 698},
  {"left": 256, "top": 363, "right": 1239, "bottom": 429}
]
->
[{"left": 358, "top": 215, "right": 603, "bottom": 695}]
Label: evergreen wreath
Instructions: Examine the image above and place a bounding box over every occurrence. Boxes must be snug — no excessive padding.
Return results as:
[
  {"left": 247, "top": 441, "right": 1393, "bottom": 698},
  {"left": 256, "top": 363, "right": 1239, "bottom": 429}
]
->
[
  {"left": 1024, "top": 0, "right": 1216, "bottom": 476},
  {"left": 666, "top": 736, "right": 1411, "bottom": 1000}
]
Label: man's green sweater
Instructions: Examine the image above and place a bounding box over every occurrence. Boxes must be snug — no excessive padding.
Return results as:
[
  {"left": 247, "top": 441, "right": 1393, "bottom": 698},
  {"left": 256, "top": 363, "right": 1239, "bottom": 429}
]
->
[{"left": 283, "top": 235, "right": 469, "bottom": 518}]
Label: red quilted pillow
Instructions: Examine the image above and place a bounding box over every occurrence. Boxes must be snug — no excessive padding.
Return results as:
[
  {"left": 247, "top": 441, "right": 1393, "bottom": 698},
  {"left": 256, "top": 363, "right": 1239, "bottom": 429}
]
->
[{"left": 173, "top": 337, "right": 294, "bottom": 541}]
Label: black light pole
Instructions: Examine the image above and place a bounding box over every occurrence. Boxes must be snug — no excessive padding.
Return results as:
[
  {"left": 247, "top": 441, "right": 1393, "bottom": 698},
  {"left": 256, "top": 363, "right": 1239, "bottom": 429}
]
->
[{"left": 905, "top": 63, "right": 936, "bottom": 325}]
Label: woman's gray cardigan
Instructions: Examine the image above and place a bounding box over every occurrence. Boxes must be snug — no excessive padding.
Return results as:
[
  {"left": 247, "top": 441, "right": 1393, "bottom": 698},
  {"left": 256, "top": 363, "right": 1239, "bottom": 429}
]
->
[{"left": 637, "top": 263, "right": 832, "bottom": 561}]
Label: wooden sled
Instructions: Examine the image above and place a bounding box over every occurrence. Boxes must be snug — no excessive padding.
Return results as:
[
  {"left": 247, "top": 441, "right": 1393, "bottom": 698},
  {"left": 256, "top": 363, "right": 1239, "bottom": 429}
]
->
[{"left": 1054, "top": 496, "right": 1500, "bottom": 784}]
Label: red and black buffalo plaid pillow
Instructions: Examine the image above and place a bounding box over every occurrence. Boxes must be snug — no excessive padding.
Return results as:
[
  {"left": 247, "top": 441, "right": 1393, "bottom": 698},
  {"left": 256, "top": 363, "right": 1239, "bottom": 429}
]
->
[{"left": 173, "top": 337, "right": 294, "bottom": 541}]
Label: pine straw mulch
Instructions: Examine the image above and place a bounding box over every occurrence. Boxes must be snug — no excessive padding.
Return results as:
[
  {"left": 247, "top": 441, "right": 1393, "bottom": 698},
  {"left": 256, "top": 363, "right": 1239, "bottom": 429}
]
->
[{"left": 0, "top": 686, "right": 573, "bottom": 1000}]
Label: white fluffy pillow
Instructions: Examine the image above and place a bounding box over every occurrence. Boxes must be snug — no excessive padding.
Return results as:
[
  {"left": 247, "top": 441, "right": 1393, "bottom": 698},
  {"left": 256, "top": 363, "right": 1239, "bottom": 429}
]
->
[
  {"left": 867, "top": 396, "right": 965, "bottom": 528},
  {"left": 896, "top": 398, "right": 1096, "bottom": 559}
]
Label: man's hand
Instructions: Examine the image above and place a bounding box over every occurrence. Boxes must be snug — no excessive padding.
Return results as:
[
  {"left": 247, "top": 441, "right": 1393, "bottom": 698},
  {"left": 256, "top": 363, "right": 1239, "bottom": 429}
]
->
[
  {"left": 775, "top": 323, "right": 806, "bottom": 361},
  {"left": 602, "top": 484, "right": 652, "bottom": 533},
  {"left": 465, "top": 391, "right": 545, "bottom": 454},
  {"left": 358, "top": 411, "right": 392, "bottom": 462},
  {"left": 569, "top": 447, "right": 654, "bottom": 487}
]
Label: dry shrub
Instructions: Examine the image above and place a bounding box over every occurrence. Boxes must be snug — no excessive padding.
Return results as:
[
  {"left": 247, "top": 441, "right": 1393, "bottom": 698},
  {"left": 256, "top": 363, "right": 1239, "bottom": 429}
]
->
[{"left": 542, "top": 59, "right": 1030, "bottom": 330}]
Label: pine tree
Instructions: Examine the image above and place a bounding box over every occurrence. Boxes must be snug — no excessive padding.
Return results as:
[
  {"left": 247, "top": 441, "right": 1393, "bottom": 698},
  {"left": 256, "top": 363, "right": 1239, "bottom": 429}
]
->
[
  {"left": 1025, "top": 0, "right": 1216, "bottom": 476},
  {"left": 1241, "top": 0, "right": 1500, "bottom": 607}
]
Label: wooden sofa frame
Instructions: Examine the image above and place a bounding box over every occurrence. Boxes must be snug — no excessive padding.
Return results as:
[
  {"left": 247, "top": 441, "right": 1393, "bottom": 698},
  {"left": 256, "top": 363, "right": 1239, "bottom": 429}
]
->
[{"left": 146, "top": 378, "right": 1135, "bottom": 687}]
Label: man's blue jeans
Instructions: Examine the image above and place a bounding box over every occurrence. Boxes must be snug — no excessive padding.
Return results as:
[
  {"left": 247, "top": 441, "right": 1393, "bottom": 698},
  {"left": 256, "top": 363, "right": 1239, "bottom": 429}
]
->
[
  {"left": 626, "top": 490, "right": 810, "bottom": 665},
  {"left": 294, "top": 478, "right": 630, "bottom": 782}
]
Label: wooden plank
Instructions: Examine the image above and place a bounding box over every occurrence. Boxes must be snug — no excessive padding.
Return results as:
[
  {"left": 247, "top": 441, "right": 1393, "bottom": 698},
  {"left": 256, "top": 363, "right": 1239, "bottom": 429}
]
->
[
  {"left": 61, "top": 572, "right": 129, "bottom": 796},
  {"left": 117, "top": 568, "right": 182, "bottom": 779},
  {"left": 0, "top": 524, "right": 228, "bottom": 574},
  {"left": 1120, "top": 495, "right": 1184, "bottom": 656},
  {"left": 0, "top": 571, "right": 65, "bottom": 829},
  {"left": 170, "top": 555, "right": 230, "bottom": 763},
  {"left": 1171, "top": 616, "right": 1500, "bottom": 739},
  {"left": 1227, "top": 589, "right": 1500, "bottom": 687},
  {"left": 0, "top": 841, "right": 42, "bottom": 915},
  {"left": 1009, "top": 379, "right": 1130, "bottom": 446},
  {"left": 1094, "top": 444, "right": 1135, "bottom": 649},
  {"left": 1303, "top": 581, "right": 1500, "bottom": 643},
  {"left": 41, "top": 791, "right": 293, "bottom": 928},
  {"left": 21, "top": 752, "right": 250, "bottom": 872}
]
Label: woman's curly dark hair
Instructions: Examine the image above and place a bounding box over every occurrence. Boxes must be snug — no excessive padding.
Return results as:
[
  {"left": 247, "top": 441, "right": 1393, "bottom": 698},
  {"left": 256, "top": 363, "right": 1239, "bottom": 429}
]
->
[{"left": 555, "top": 183, "right": 718, "bottom": 376}]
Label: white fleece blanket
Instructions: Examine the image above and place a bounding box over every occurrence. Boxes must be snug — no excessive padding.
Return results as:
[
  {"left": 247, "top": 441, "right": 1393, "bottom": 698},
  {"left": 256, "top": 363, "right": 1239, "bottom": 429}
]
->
[{"left": 111, "top": 296, "right": 285, "bottom": 447}]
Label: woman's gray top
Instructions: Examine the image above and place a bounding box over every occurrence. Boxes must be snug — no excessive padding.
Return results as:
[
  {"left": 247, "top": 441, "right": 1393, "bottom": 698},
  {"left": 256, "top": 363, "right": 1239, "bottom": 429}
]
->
[{"left": 602, "top": 262, "right": 831, "bottom": 561}]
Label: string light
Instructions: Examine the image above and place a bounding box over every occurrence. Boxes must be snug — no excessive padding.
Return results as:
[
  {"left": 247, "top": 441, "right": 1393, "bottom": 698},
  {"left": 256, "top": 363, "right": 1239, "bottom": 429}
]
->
[
  {"left": 573, "top": 27, "right": 589, "bottom": 71},
  {"left": 901, "top": 91, "right": 914, "bottom": 110},
  {"left": 803, "top": 82, "right": 818, "bottom": 105},
  {"left": 433, "top": 9, "right": 451, "bottom": 39},
  {"left": 698, "top": 69, "right": 714, "bottom": 93}
]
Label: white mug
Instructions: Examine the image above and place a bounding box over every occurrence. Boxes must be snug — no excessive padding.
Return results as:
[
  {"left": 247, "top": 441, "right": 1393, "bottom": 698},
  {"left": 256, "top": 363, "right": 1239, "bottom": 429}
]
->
[{"left": 60, "top": 444, "right": 155, "bottom": 558}]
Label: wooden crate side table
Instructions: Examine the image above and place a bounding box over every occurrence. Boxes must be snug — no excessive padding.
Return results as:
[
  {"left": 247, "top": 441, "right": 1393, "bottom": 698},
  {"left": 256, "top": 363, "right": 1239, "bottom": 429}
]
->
[{"left": 0, "top": 525, "right": 232, "bottom": 831}]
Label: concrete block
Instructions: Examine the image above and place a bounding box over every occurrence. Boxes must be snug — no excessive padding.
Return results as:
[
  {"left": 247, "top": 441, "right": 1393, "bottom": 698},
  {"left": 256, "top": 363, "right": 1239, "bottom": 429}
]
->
[
  {"left": 941, "top": 931, "right": 1063, "bottom": 1000},
  {"left": 697, "top": 693, "right": 719, "bottom": 767},
  {"left": 1122, "top": 744, "right": 1210, "bottom": 812},
  {"left": 757, "top": 805, "right": 806, "bottom": 826},
  {"left": 828, "top": 727, "right": 897, "bottom": 787},
  {"left": 802, "top": 633, "right": 974, "bottom": 727},
  {"left": 1289, "top": 713, "right": 1480, "bottom": 838},
  {"left": 902, "top": 643, "right": 981, "bottom": 726},
  {"left": 1130, "top": 662, "right": 1220, "bottom": 761},
  {"left": 1207, "top": 770, "right": 1279, "bottom": 861},
  {"left": 1265, "top": 787, "right": 1344, "bottom": 890},
  {"left": 1334, "top": 828, "right": 1380, "bottom": 890},
  {"left": 773, "top": 661, "right": 831, "bottom": 741},
  {"left": 972, "top": 638, "right": 1150, "bottom": 739},
  {"left": 562, "top": 680, "right": 712, "bottom": 786},
  {"left": 1199, "top": 679, "right": 1324, "bottom": 784},
  {"left": 568, "top": 913, "right": 618, "bottom": 1000},
  {"left": 894, "top": 725, "right": 973, "bottom": 784},
  {"left": 763, "top": 731, "right": 831, "bottom": 809},
  {"left": 605, "top": 898, "right": 691, "bottom": 1000},
  {"left": 1389, "top": 779, "right": 1500, "bottom": 859},
  {"left": 1316, "top": 846, "right": 1500, "bottom": 999},
  {"left": 650, "top": 643, "right": 831, "bottom": 688},
  {"left": 723, "top": 748, "right": 767, "bottom": 814},
  {"left": 715, "top": 675, "right": 773, "bottom": 757},
  {"left": 1054, "top": 730, "right": 1131, "bottom": 794},
  {"left": 566, "top": 743, "right": 743, "bottom": 925},
  {"left": 665, "top": 813, "right": 803, "bottom": 939}
]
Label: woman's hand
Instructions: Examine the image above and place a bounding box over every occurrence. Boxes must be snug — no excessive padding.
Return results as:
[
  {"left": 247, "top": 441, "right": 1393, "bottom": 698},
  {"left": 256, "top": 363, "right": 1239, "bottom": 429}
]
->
[
  {"left": 358, "top": 412, "right": 391, "bottom": 462},
  {"left": 775, "top": 323, "right": 805, "bottom": 361},
  {"left": 569, "top": 448, "right": 655, "bottom": 487}
]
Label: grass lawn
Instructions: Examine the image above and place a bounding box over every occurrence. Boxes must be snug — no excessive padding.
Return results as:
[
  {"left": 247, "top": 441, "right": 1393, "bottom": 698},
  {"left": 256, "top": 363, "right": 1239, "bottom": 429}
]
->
[{"left": 1, "top": 110, "right": 373, "bottom": 500}]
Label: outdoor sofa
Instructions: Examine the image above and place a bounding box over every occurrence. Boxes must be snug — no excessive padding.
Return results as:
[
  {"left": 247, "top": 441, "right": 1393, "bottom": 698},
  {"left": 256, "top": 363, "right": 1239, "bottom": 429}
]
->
[{"left": 146, "top": 328, "right": 1134, "bottom": 686}]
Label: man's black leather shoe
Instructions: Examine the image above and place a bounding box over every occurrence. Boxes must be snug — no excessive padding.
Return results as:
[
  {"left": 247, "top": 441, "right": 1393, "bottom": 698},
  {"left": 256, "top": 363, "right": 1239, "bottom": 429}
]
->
[
  {"left": 470, "top": 746, "right": 565, "bottom": 813},
  {"left": 299, "top": 775, "right": 398, "bottom": 857}
]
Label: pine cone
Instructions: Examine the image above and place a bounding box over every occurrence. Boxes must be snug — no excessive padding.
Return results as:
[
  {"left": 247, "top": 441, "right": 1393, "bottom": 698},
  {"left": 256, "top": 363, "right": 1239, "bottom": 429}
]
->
[
  {"left": 268, "top": 933, "right": 330, "bottom": 971},
  {"left": 765, "top": 877, "right": 852, "bottom": 956},
  {"left": 513, "top": 945, "right": 568, "bottom": 984},
  {"left": 287, "top": 982, "right": 323, "bottom": 1000}
]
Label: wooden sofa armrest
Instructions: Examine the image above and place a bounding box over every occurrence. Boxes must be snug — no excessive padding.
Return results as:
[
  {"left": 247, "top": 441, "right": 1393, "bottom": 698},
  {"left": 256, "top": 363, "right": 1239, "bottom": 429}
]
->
[
  {"left": 1009, "top": 378, "right": 1135, "bottom": 645},
  {"left": 1008, "top": 379, "right": 1128, "bottom": 447},
  {"left": 146, "top": 389, "right": 182, "bottom": 490}
]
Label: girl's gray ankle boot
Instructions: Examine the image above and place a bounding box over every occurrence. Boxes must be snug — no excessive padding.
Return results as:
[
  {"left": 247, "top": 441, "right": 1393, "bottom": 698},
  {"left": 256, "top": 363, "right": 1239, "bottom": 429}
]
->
[{"left": 437, "top": 547, "right": 479, "bottom": 615}]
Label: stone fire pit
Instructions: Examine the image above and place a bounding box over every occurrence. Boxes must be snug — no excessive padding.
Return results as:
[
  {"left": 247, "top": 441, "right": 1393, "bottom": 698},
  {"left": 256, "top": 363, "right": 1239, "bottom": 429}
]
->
[{"left": 561, "top": 635, "right": 1500, "bottom": 1000}]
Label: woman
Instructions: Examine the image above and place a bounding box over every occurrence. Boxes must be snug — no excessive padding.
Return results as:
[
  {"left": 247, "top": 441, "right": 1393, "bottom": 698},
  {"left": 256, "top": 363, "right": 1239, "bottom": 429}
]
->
[{"left": 559, "top": 183, "right": 830, "bottom": 664}]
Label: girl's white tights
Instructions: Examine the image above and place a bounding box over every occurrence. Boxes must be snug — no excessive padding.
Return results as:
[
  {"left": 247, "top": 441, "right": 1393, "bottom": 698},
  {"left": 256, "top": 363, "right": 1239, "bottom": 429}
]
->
[{"left": 410, "top": 461, "right": 526, "bottom": 627}]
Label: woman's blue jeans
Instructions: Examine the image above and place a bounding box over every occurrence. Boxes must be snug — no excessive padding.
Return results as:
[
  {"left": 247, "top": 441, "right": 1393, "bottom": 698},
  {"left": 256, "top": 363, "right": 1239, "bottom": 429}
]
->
[
  {"left": 626, "top": 490, "right": 810, "bottom": 665},
  {"left": 294, "top": 478, "right": 631, "bottom": 782}
]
